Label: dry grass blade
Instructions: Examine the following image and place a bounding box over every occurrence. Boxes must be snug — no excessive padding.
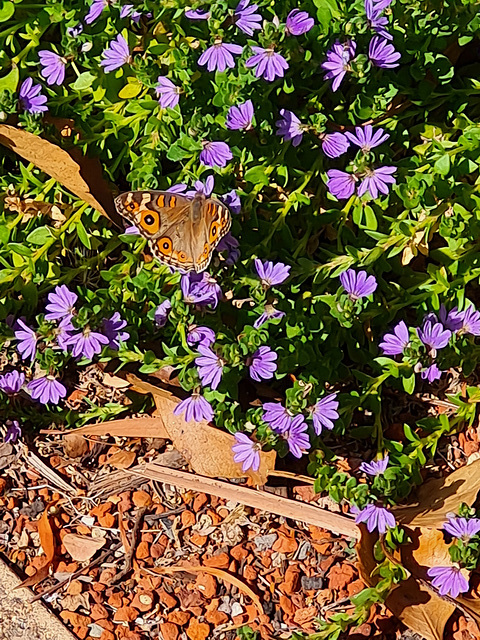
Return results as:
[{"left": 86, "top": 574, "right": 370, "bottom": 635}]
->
[
  {"left": 71, "top": 417, "right": 169, "bottom": 439},
  {"left": 21, "top": 445, "right": 76, "bottom": 495}
]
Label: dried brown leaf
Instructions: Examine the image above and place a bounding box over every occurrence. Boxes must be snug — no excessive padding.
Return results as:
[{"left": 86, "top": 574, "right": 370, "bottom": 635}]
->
[
  {"left": 63, "top": 434, "right": 88, "bottom": 458},
  {"left": 393, "top": 460, "right": 480, "bottom": 527},
  {"left": 107, "top": 450, "right": 137, "bottom": 469},
  {"left": 71, "top": 417, "right": 169, "bottom": 439},
  {"left": 62, "top": 533, "right": 106, "bottom": 562},
  {"left": 17, "top": 508, "right": 55, "bottom": 589}
]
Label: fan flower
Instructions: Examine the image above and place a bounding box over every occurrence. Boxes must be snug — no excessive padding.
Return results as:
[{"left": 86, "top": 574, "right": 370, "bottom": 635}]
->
[
  {"left": 340, "top": 269, "right": 377, "bottom": 300},
  {"left": 226, "top": 100, "right": 254, "bottom": 130},
  {"left": 246, "top": 46, "right": 289, "bottom": 82},
  {"left": 444, "top": 517, "right": 480, "bottom": 541},
  {"left": 322, "top": 40, "right": 356, "bottom": 91},
  {"left": 254, "top": 306, "right": 285, "bottom": 329},
  {"left": 85, "top": 0, "right": 108, "bottom": 24},
  {"left": 421, "top": 364, "right": 442, "bottom": 383},
  {"left": 15, "top": 319, "right": 37, "bottom": 361},
  {"left": 19, "top": 78, "right": 48, "bottom": 114},
  {"left": 427, "top": 567, "right": 469, "bottom": 599},
  {"left": 55, "top": 318, "right": 74, "bottom": 350},
  {"left": 284, "top": 415, "right": 310, "bottom": 458},
  {"left": 355, "top": 504, "right": 396, "bottom": 533},
  {"left": 103, "top": 313, "right": 129, "bottom": 349},
  {"left": 181, "top": 272, "right": 222, "bottom": 308},
  {"left": 417, "top": 320, "right": 451, "bottom": 352},
  {"left": 248, "top": 346, "right": 278, "bottom": 382},
  {"left": 174, "top": 393, "right": 214, "bottom": 423},
  {"left": 0, "top": 371, "right": 25, "bottom": 395},
  {"left": 198, "top": 40, "right": 243, "bottom": 73},
  {"left": 254, "top": 259, "right": 290, "bottom": 288},
  {"left": 321, "top": 132, "right": 350, "bottom": 158},
  {"left": 101, "top": 34, "right": 131, "bottom": 73},
  {"left": 368, "top": 36, "right": 401, "bottom": 68},
  {"left": 120, "top": 4, "right": 147, "bottom": 22},
  {"left": 263, "top": 402, "right": 292, "bottom": 434},
  {"left": 66, "top": 327, "right": 109, "bottom": 359},
  {"left": 195, "top": 346, "right": 224, "bottom": 390},
  {"left": 234, "top": 0, "right": 262, "bottom": 36},
  {"left": 326, "top": 170, "right": 357, "bottom": 200},
  {"left": 216, "top": 233, "right": 240, "bottom": 265},
  {"left": 345, "top": 125, "right": 389, "bottom": 152},
  {"left": 27, "top": 375, "right": 67, "bottom": 405},
  {"left": 200, "top": 141, "right": 233, "bottom": 168},
  {"left": 4, "top": 420, "right": 21, "bottom": 444},
  {"left": 232, "top": 432, "right": 261, "bottom": 472},
  {"left": 187, "top": 326, "right": 215, "bottom": 347},
  {"left": 447, "top": 306, "right": 480, "bottom": 336},
  {"left": 365, "top": 0, "right": 392, "bottom": 40},
  {"left": 275, "top": 109, "right": 304, "bottom": 147},
  {"left": 185, "top": 8, "right": 210, "bottom": 19},
  {"left": 38, "top": 51, "right": 67, "bottom": 86},
  {"left": 379, "top": 321, "right": 410, "bottom": 355},
  {"left": 155, "top": 76, "right": 181, "bottom": 109},
  {"left": 286, "top": 9, "right": 314, "bottom": 35},
  {"left": 154, "top": 300, "right": 172, "bottom": 328},
  {"left": 45, "top": 285, "right": 77, "bottom": 322},
  {"left": 222, "top": 190, "right": 242, "bottom": 214},
  {"left": 359, "top": 455, "right": 389, "bottom": 476},
  {"left": 312, "top": 394, "right": 339, "bottom": 435},
  {"left": 67, "top": 23, "right": 83, "bottom": 37},
  {"left": 357, "top": 166, "right": 396, "bottom": 199}
]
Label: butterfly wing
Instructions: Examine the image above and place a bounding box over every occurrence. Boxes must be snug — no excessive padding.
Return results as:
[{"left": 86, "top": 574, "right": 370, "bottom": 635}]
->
[{"left": 185, "top": 196, "right": 232, "bottom": 273}]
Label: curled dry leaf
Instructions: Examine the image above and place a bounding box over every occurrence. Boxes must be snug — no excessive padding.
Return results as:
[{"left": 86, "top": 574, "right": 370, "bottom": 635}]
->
[
  {"left": 62, "top": 533, "right": 106, "bottom": 562},
  {"left": 17, "top": 508, "right": 55, "bottom": 589},
  {"left": 392, "top": 459, "right": 480, "bottom": 528},
  {"left": 107, "top": 449, "right": 137, "bottom": 469}
]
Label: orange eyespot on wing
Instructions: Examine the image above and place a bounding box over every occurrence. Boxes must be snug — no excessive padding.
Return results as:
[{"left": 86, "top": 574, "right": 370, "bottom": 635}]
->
[
  {"left": 199, "top": 242, "right": 210, "bottom": 261},
  {"left": 209, "top": 221, "right": 220, "bottom": 244},
  {"left": 173, "top": 250, "right": 189, "bottom": 264},
  {"left": 157, "top": 236, "right": 173, "bottom": 256},
  {"left": 156, "top": 194, "right": 165, "bottom": 208},
  {"left": 140, "top": 210, "right": 160, "bottom": 234}
]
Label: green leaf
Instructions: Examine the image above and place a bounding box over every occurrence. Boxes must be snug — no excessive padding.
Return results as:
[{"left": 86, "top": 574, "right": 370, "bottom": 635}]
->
[
  {"left": 434, "top": 154, "right": 451, "bottom": 176},
  {"left": 244, "top": 166, "right": 269, "bottom": 185},
  {"left": 8, "top": 242, "right": 32, "bottom": 256},
  {"left": 118, "top": 81, "right": 142, "bottom": 99},
  {"left": 0, "top": 65, "right": 18, "bottom": 93},
  {"left": 0, "top": 1, "right": 14, "bottom": 21},
  {"left": 402, "top": 373, "right": 416, "bottom": 395},
  {"left": 26, "top": 226, "right": 53, "bottom": 245},
  {"left": 72, "top": 72, "right": 96, "bottom": 91},
  {"left": 76, "top": 220, "right": 91, "bottom": 249}
]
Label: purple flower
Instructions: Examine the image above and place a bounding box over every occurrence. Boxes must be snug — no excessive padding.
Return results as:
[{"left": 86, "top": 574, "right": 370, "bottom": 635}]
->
[
  {"left": 444, "top": 517, "right": 480, "bottom": 541},
  {"left": 187, "top": 326, "right": 215, "bottom": 347},
  {"left": 155, "top": 76, "right": 181, "bottom": 109},
  {"left": 275, "top": 109, "right": 304, "bottom": 147},
  {"left": 254, "top": 259, "right": 290, "bottom": 288},
  {"left": 246, "top": 46, "right": 289, "bottom": 82},
  {"left": 85, "top": 0, "right": 108, "bottom": 24},
  {"left": 321, "top": 132, "right": 350, "bottom": 158},
  {"left": 185, "top": 8, "right": 210, "bottom": 19},
  {"left": 345, "top": 125, "right": 389, "bottom": 152},
  {"left": 101, "top": 35, "right": 131, "bottom": 73},
  {"left": 27, "top": 375, "right": 67, "bottom": 405},
  {"left": 379, "top": 320, "right": 410, "bottom": 355},
  {"left": 181, "top": 272, "right": 222, "bottom": 308},
  {"left": 286, "top": 9, "right": 314, "bottom": 36},
  {"left": 254, "top": 306, "right": 285, "bottom": 329},
  {"left": 66, "top": 327, "right": 109, "bottom": 359},
  {"left": 312, "top": 394, "right": 339, "bottom": 435},
  {"left": 368, "top": 36, "right": 401, "bottom": 68},
  {"left": 0, "top": 371, "right": 25, "bottom": 394},
  {"left": 417, "top": 320, "right": 451, "bottom": 351},
  {"left": 15, "top": 319, "right": 37, "bottom": 361},
  {"left": 19, "top": 78, "right": 48, "bottom": 114},
  {"left": 103, "top": 313, "right": 129, "bottom": 349},
  {"left": 326, "top": 170, "right": 357, "bottom": 200},
  {"left": 355, "top": 504, "right": 396, "bottom": 533},
  {"left": 357, "top": 166, "right": 396, "bottom": 200},
  {"left": 284, "top": 415, "right": 310, "bottom": 458},
  {"left": 263, "top": 402, "right": 292, "bottom": 434},
  {"left": 365, "top": 0, "right": 392, "bottom": 40},
  {"left": 249, "top": 346, "right": 278, "bottom": 382},
  {"left": 67, "top": 23, "right": 83, "bottom": 37},
  {"left": 322, "top": 40, "right": 356, "bottom": 92},
  {"left": 232, "top": 432, "right": 261, "bottom": 472},
  {"left": 216, "top": 233, "right": 240, "bottom": 265},
  {"left": 200, "top": 141, "right": 233, "bottom": 168},
  {"left": 154, "top": 300, "right": 172, "bottom": 328},
  {"left": 120, "top": 4, "right": 146, "bottom": 22},
  {"left": 195, "top": 345, "right": 224, "bottom": 390},
  {"left": 45, "top": 285, "right": 77, "bottom": 322},
  {"left": 374, "top": 0, "right": 394, "bottom": 9},
  {"left": 222, "top": 190, "right": 242, "bottom": 214},
  {"left": 185, "top": 176, "right": 215, "bottom": 198},
  {"left": 226, "top": 100, "right": 254, "bottom": 130},
  {"left": 448, "top": 306, "right": 480, "bottom": 336},
  {"left": 421, "top": 364, "right": 442, "bottom": 383},
  {"left": 359, "top": 455, "right": 389, "bottom": 476},
  {"left": 173, "top": 393, "right": 214, "bottom": 422},
  {"left": 427, "top": 566, "right": 469, "bottom": 599},
  {"left": 38, "top": 51, "right": 66, "bottom": 86},
  {"left": 340, "top": 269, "right": 377, "bottom": 300},
  {"left": 55, "top": 318, "right": 74, "bottom": 350},
  {"left": 4, "top": 420, "right": 21, "bottom": 444},
  {"left": 234, "top": 0, "right": 262, "bottom": 36},
  {"left": 198, "top": 40, "right": 243, "bottom": 73}
]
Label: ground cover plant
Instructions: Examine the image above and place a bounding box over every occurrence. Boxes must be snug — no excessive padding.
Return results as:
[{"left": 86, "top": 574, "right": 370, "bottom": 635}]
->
[{"left": 1, "top": 0, "right": 480, "bottom": 637}]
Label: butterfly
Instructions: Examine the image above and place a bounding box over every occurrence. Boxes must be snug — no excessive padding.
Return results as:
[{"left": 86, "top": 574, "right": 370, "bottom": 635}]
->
[{"left": 114, "top": 190, "right": 232, "bottom": 273}]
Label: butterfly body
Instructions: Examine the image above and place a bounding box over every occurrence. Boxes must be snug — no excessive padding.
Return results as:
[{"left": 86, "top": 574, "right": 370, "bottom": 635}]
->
[{"left": 114, "top": 190, "right": 232, "bottom": 273}]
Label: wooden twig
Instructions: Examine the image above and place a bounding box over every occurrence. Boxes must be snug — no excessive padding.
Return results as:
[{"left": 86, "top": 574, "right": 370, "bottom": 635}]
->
[
  {"left": 129, "top": 462, "right": 359, "bottom": 539},
  {"left": 109, "top": 507, "right": 147, "bottom": 585},
  {"left": 30, "top": 541, "right": 123, "bottom": 603},
  {"left": 20, "top": 445, "right": 76, "bottom": 495}
]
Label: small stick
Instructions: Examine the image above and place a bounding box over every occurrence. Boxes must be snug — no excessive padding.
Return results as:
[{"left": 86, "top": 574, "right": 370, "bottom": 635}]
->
[
  {"left": 109, "top": 507, "right": 147, "bottom": 585},
  {"left": 30, "top": 541, "right": 123, "bottom": 603}
]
